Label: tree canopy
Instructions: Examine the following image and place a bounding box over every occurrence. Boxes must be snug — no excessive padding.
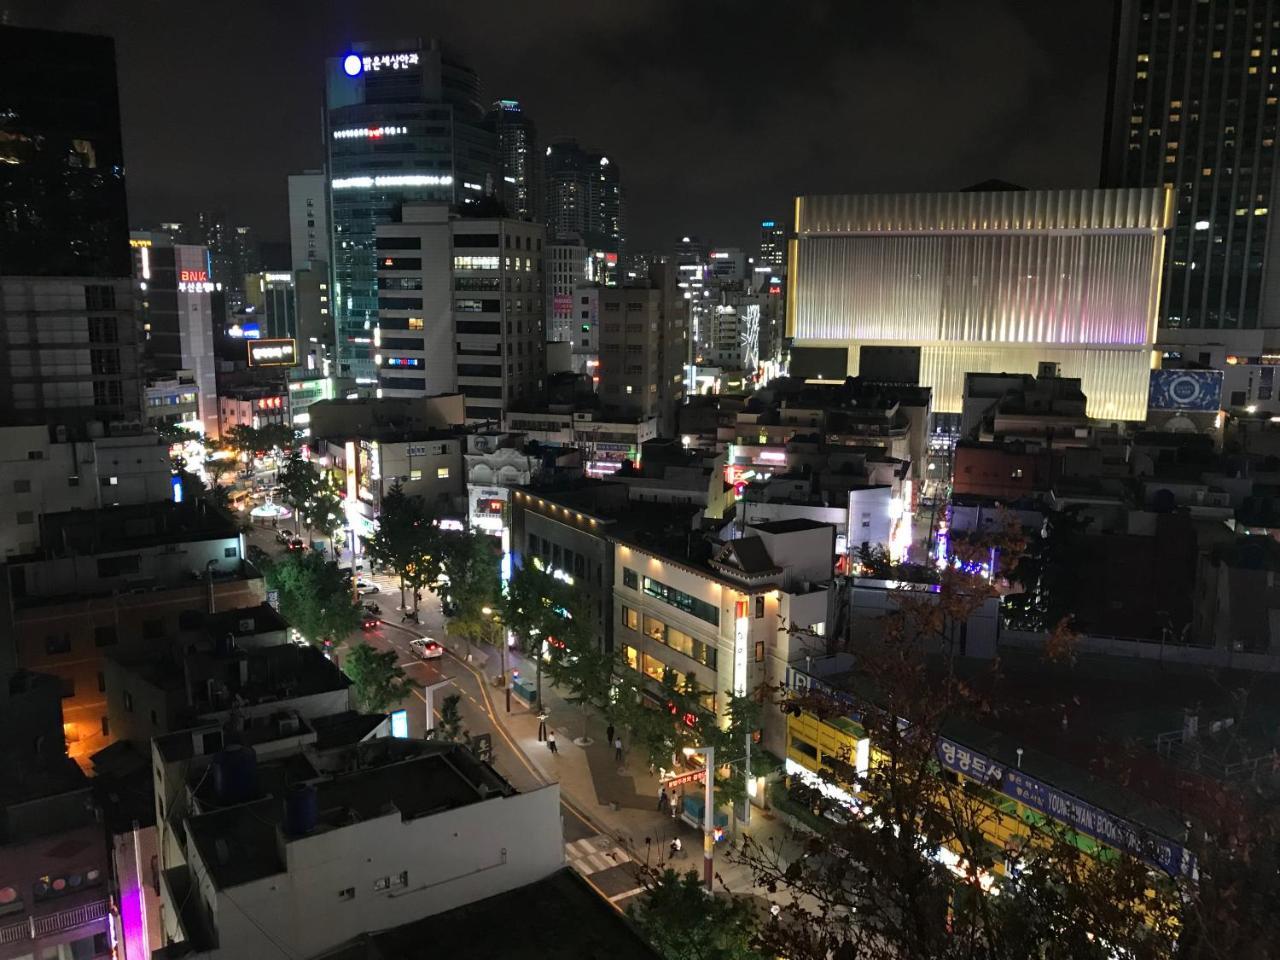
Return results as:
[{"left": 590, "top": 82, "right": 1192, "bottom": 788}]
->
[
  {"left": 264, "top": 551, "right": 361, "bottom": 646},
  {"left": 343, "top": 641, "right": 414, "bottom": 714}
]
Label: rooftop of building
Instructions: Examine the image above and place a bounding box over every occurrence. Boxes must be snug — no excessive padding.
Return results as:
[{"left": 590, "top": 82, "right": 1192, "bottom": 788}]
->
[
  {"left": 748, "top": 517, "right": 837, "bottom": 535},
  {"left": 186, "top": 743, "right": 516, "bottom": 889},
  {"left": 322, "top": 868, "right": 660, "bottom": 960},
  {"left": 218, "top": 383, "right": 286, "bottom": 400},
  {"left": 14, "top": 499, "right": 240, "bottom": 565},
  {"left": 109, "top": 636, "right": 349, "bottom": 710}
]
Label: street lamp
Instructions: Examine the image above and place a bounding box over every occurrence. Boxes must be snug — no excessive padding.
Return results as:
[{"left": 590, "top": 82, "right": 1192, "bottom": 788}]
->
[
  {"left": 482, "top": 606, "right": 511, "bottom": 713},
  {"left": 682, "top": 745, "right": 716, "bottom": 891}
]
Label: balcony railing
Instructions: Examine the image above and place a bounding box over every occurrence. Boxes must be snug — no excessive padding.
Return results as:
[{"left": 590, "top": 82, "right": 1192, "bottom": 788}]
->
[{"left": 0, "top": 898, "right": 110, "bottom": 944}]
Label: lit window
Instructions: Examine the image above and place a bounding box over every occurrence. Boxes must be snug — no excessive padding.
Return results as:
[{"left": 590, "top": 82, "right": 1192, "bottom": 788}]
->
[
  {"left": 1202, "top": 167, "right": 1213, "bottom": 176},
  {"left": 409, "top": 469, "right": 422, "bottom": 481},
  {"left": 408, "top": 317, "right": 424, "bottom": 331},
  {"left": 1213, "top": 50, "right": 1222, "bottom": 58},
  {"left": 436, "top": 467, "right": 450, "bottom": 479},
  {"left": 1256, "top": 208, "right": 1269, "bottom": 216}
]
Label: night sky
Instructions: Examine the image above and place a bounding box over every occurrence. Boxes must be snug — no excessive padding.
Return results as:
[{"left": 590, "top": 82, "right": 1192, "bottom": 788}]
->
[{"left": 6, "top": 0, "right": 1115, "bottom": 251}]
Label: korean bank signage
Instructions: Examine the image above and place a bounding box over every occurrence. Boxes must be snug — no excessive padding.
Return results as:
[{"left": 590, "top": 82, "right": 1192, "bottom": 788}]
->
[{"left": 936, "top": 736, "right": 1195, "bottom": 878}]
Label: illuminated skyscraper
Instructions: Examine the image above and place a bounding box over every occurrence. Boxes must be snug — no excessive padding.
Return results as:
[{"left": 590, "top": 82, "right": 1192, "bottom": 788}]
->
[
  {"left": 325, "top": 39, "right": 498, "bottom": 382},
  {"left": 1102, "top": 0, "right": 1280, "bottom": 330},
  {"left": 543, "top": 139, "right": 623, "bottom": 252},
  {"left": 486, "top": 99, "right": 540, "bottom": 222},
  {"left": 759, "top": 219, "right": 786, "bottom": 270}
]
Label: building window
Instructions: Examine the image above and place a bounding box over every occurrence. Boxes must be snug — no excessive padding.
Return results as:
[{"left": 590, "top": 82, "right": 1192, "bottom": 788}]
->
[
  {"left": 13, "top": 479, "right": 30, "bottom": 494},
  {"left": 45, "top": 634, "right": 71, "bottom": 656},
  {"left": 15, "top": 511, "right": 33, "bottom": 525},
  {"left": 755, "top": 641, "right": 765, "bottom": 663},
  {"left": 94, "top": 625, "right": 119, "bottom": 647},
  {"left": 790, "top": 735, "right": 819, "bottom": 761},
  {"left": 373, "top": 876, "right": 391, "bottom": 892},
  {"left": 101, "top": 716, "right": 110, "bottom": 737},
  {"left": 436, "top": 467, "right": 450, "bottom": 479},
  {"left": 622, "top": 644, "right": 639, "bottom": 672},
  {"left": 642, "top": 575, "right": 719, "bottom": 625},
  {"left": 622, "top": 567, "right": 638, "bottom": 590},
  {"left": 755, "top": 596, "right": 765, "bottom": 618},
  {"left": 409, "top": 469, "right": 423, "bottom": 481},
  {"left": 124, "top": 692, "right": 134, "bottom": 713},
  {"left": 224, "top": 546, "right": 238, "bottom": 558},
  {"left": 98, "top": 672, "right": 106, "bottom": 692},
  {"left": 338, "top": 888, "right": 355, "bottom": 901}
]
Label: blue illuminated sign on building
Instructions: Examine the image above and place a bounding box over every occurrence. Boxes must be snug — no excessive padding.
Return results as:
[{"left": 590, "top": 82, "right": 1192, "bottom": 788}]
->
[
  {"left": 384, "top": 357, "right": 422, "bottom": 369},
  {"left": 761, "top": 220, "right": 776, "bottom": 228},
  {"left": 1148, "top": 369, "right": 1223, "bottom": 412},
  {"left": 342, "top": 54, "right": 363, "bottom": 77},
  {"left": 171, "top": 474, "right": 184, "bottom": 504}
]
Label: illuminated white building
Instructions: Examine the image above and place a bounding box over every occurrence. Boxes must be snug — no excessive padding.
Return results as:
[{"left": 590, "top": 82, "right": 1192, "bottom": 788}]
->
[
  {"left": 613, "top": 519, "right": 833, "bottom": 720},
  {"left": 787, "top": 187, "right": 1172, "bottom": 420}
]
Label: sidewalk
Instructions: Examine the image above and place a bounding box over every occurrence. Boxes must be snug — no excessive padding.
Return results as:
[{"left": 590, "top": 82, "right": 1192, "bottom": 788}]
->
[{"left": 453, "top": 638, "right": 805, "bottom": 898}]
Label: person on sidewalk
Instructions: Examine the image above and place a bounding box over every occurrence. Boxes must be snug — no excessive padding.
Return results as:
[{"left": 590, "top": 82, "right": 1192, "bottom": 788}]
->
[
  {"left": 547, "top": 730, "right": 558, "bottom": 754},
  {"left": 670, "top": 837, "right": 682, "bottom": 860},
  {"left": 658, "top": 788, "right": 667, "bottom": 812},
  {"left": 614, "top": 736, "right": 623, "bottom": 761},
  {"left": 606, "top": 722, "right": 615, "bottom": 745}
]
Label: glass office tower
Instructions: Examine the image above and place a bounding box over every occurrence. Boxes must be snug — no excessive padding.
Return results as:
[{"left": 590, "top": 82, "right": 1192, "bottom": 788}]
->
[{"left": 325, "top": 38, "right": 497, "bottom": 381}]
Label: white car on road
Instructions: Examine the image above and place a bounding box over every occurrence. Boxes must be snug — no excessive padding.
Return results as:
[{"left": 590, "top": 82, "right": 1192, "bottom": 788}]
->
[
  {"left": 355, "top": 578, "right": 380, "bottom": 596},
  {"left": 409, "top": 637, "right": 444, "bottom": 660}
]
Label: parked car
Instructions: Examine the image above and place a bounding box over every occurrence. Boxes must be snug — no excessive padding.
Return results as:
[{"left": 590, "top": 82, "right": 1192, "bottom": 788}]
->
[
  {"left": 355, "top": 579, "right": 379, "bottom": 596},
  {"left": 246, "top": 544, "right": 268, "bottom": 565},
  {"left": 275, "top": 528, "right": 296, "bottom": 545},
  {"left": 409, "top": 637, "right": 444, "bottom": 660}
]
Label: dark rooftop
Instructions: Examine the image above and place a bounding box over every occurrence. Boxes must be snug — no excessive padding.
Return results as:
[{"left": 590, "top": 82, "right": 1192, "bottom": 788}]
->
[
  {"left": 748, "top": 517, "right": 836, "bottom": 535},
  {"left": 322, "top": 869, "right": 660, "bottom": 960},
  {"left": 185, "top": 745, "right": 515, "bottom": 889},
  {"left": 20, "top": 499, "right": 239, "bottom": 564}
]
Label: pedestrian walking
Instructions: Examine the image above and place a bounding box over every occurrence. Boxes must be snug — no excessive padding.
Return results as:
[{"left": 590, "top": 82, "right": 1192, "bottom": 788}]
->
[
  {"left": 670, "top": 837, "right": 682, "bottom": 860},
  {"left": 658, "top": 788, "right": 667, "bottom": 812},
  {"left": 669, "top": 792, "right": 679, "bottom": 817},
  {"left": 606, "top": 722, "right": 615, "bottom": 745},
  {"left": 614, "top": 736, "right": 623, "bottom": 761},
  {"left": 547, "top": 731, "right": 558, "bottom": 754}
]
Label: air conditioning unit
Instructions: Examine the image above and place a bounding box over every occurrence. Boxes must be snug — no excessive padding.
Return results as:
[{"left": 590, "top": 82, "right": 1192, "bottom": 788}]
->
[{"left": 278, "top": 716, "right": 300, "bottom": 736}]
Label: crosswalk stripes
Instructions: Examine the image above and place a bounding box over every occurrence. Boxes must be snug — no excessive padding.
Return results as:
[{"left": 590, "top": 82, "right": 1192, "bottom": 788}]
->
[{"left": 565, "top": 836, "right": 631, "bottom": 876}]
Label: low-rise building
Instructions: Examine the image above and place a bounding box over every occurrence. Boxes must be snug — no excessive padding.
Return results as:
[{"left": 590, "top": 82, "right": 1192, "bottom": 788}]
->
[
  {"left": 151, "top": 726, "right": 562, "bottom": 959},
  {"left": 0, "top": 425, "right": 175, "bottom": 558},
  {"left": 143, "top": 372, "right": 201, "bottom": 431},
  {"left": 217, "top": 383, "right": 289, "bottom": 434},
  {"left": 612, "top": 518, "right": 835, "bottom": 722},
  {"left": 1, "top": 500, "right": 262, "bottom": 761}
]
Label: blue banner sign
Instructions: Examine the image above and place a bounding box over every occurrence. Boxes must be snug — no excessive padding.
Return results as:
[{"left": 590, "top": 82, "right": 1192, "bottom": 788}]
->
[
  {"left": 936, "top": 736, "right": 1195, "bottom": 878},
  {"left": 1148, "top": 369, "right": 1223, "bottom": 412}
]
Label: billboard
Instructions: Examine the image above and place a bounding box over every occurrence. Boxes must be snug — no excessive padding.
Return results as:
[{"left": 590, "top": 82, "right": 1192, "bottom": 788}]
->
[
  {"left": 248, "top": 338, "right": 297, "bottom": 367},
  {"left": 553, "top": 293, "right": 573, "bottom": 318},
  {"left": 1148, "top": 369, "right": 1223, "bottom": 412}
]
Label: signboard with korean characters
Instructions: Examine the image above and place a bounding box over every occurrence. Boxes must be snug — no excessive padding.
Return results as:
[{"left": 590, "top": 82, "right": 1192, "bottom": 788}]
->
[{"left": 935, "top": 736, "right": 1195, "bottom": 878}]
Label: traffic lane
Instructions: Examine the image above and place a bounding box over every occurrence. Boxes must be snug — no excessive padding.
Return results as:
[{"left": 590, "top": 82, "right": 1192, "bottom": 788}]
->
[{"left": 363, "top": 620, "right": 546, "bottom": 793}]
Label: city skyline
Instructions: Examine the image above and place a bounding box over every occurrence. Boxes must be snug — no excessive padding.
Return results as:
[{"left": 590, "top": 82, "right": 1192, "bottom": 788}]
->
[{"left": 8, "top": 0, "right": 1115, "bottom": 249}]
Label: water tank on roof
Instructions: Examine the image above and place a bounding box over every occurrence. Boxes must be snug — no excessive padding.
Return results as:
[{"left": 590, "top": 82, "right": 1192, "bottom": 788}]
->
[
  {"left": 212, "top": 744, "right": 258, "bottom": 804},
  {"left": 284, "top": 784, "right": 318, "bottom": 837}
]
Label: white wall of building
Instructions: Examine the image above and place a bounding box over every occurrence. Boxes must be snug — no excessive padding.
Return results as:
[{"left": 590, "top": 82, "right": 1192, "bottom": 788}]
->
[
  {"left": 288, "top": 173, "right": 330, "bottom": 272},
  {"left": 192, "top": 784, "right": 563, "bottom": 960}
]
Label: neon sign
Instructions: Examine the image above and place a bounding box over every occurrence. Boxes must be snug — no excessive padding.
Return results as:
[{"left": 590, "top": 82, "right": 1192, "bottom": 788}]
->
[
  {"left": 733, "top": 601, "right": 749, "bottom": 696},
  {"left": 359, "top": 52, "right": 419, "bottom": 72},
  {"left": 332, "top": 174, "right": 453, "bottom": 189},
  {"left": 384, "top": 356, "right": 421, "bottom": 368},
  {"left": 179, "top": 270, "right": 208, "bottom": 283}
]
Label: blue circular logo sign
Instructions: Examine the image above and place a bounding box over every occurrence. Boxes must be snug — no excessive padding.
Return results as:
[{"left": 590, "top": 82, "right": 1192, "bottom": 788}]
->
[{"left": 342, "top": 54, "right": 363, "bottom": 77}]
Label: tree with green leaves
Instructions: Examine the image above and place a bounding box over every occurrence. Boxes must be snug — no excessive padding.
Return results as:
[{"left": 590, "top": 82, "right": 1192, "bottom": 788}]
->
[
  {"left": 363, "top": 481, "right": 442, "bottom": 613},
  {"left": 500, "top": 561, "right": 589, "bottom": 711},
  {"left": 277, "top": 452, "right": 322, "bottom": 538},
  {"left": 265, "top": 550, "right": 362, "bottom": 646},
  {"left": 432, "top": 692, "right": 466, "bottom": 742},
  {"left": 438, "top": 530, "right": 500, "bottom": 647},
  {"left": 204, "top": 456, "right": 236, "bottom": 490},
  {"left": 628, "top": 869, "right": 765, "bottom": 960},
  {"left": 550, "top": 633, "right": 616, "bottom": 743},
  {"left": 342, "top": 641, "right": 414, "bottom": 713},
  {"left": 300, "top": 472, "right": 347, "bottom": 554}
]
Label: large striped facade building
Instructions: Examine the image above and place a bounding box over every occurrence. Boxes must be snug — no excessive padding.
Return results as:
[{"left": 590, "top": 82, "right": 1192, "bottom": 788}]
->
[{"left": 786, "top": 188, "right": 1173, "bottom": 420}]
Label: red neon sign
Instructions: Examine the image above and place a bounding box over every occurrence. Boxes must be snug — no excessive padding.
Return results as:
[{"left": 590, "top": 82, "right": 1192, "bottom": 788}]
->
[{"left": 179, "top": 269, "right": 209, "bottom": 283}]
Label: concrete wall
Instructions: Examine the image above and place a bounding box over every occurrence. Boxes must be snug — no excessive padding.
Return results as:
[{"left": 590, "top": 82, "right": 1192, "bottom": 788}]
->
[{"left": 196, "top": 784, "right": 564, "bottom": 960}]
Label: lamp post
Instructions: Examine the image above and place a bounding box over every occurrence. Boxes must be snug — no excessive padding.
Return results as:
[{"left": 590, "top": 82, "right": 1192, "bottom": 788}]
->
[
  {"left": 482, "top": 606, "right": 510, "bottom": 713},
  {"left": 683, "top": 745, "right": 716, "bottom": 891}
]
